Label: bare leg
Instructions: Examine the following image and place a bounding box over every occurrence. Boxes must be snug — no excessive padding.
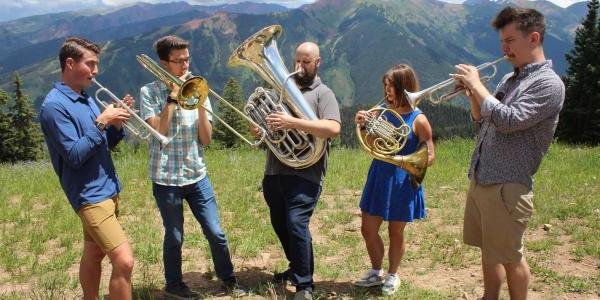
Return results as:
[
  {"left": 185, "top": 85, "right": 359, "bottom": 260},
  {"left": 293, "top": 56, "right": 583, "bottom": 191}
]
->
[
  {"left": 361, "top": 212, "right": 384, "bottom": 270},
  {"left": 482, "top": 257, "right": 505, "bottom": 300},
  {"left": 80, "top": 241, "right": 106, "bottom": 300},
  {"left": 106, "top": 242, "right": 134, "bottom": 300},
  {"left": 504, "top": 257, "right": 530, "bottom": 300},
  {"left": 387, "top": 221, "right": 407, "bottom": 274}
]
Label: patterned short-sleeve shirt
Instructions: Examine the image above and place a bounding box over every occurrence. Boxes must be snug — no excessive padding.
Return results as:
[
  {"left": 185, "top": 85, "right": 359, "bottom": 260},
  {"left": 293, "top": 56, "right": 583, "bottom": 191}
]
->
[{"left": 140, "top": 77, "right": 213, "bottom": 186}]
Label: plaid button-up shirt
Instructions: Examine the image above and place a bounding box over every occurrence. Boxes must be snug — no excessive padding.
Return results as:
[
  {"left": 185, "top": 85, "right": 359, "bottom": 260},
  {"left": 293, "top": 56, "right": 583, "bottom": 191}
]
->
[{"left": 140, "top": 77, "right": 213, "bottom": 186}]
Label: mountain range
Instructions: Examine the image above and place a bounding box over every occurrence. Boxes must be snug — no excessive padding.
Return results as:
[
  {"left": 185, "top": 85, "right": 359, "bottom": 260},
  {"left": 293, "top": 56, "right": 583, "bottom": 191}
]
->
[{"left": 0, "top": 0, "right": 589, "bottom": 110}]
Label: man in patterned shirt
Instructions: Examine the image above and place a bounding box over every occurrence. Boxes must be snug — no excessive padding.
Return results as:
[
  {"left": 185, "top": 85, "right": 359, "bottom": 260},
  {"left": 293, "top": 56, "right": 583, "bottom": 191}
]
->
[
  {"left": 452, "top": 7, "right": 564, "bottom": 300},
  {"left": 140, "top": 35, "right": 246, "bottom": 299}
]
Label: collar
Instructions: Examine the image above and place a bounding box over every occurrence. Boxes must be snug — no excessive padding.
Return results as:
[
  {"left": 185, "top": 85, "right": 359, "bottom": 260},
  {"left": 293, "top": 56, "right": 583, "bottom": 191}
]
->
[
  {"left": 513, "top": 60, "right": 552, "bottom": 78},
  {"left": 54, "top": 82, "right": 88, "bottom": 102}
]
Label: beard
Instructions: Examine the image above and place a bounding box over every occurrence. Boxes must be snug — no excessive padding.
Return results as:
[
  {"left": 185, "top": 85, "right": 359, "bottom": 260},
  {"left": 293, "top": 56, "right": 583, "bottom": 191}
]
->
[{"left": 294, "top": 66, "right": 318, "bottom": 87}]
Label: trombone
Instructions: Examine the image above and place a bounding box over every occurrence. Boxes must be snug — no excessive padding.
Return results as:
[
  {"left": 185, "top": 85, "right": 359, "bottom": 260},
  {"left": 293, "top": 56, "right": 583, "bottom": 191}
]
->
[
  {"left": 404, "top": 56, "right": 508, "bottom": 108},
  {"left": 92, "top": 78, "right": 172, "bottom": 147},
  {"left": 136, "top": 54, "right": 266, "bottom": 147}
]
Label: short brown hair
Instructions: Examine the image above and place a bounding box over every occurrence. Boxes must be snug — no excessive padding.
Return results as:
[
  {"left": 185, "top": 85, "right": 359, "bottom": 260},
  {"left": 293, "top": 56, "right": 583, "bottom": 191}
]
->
[
  {"left": 154, "top": 35, "right": 189, "bottom": 61},
  {"left": 59, "top": 37, "right": 101, "bottom": 72},
  {"left": 382, "top": 64, "right": 419, "bottom": 108},
  {"left": 492, "top": 6, "right": 545, "bottom": 43}
]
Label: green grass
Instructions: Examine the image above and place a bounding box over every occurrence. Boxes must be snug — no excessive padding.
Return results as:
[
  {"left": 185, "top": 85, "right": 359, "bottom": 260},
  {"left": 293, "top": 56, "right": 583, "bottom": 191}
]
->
[{"left": 0, "top": 138, "right": 599, "bottom": 299}]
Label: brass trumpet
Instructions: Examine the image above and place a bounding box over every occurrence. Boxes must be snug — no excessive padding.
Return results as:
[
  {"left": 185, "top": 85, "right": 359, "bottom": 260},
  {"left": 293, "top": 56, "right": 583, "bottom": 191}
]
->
[
  {"left": 92, "top": 78, "right": 172, "bottom": 147},
  {"left": 136, "top": 54, "right": 266, "bottom": 147},
  {"left": 404, "top": 56, "right": 508, "bottom": 108}
]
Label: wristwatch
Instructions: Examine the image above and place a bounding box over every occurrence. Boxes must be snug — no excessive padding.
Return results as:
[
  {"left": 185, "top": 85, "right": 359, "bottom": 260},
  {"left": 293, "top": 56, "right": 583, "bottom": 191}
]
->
[
  {"left": 95, "top": 121, "right": 107, "bottom": 132},
  {"left": 166, "top": 96, "right": 178, "bottom": 105}
]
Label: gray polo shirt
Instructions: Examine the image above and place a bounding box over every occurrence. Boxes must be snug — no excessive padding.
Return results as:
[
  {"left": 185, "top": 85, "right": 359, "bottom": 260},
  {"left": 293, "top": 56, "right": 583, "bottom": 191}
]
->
[
  {"left": 469, "top": 60, "right": 564, "bottom": 189},
  {"left": 264, "top": 77, "right": 341, "bottom": 186}
]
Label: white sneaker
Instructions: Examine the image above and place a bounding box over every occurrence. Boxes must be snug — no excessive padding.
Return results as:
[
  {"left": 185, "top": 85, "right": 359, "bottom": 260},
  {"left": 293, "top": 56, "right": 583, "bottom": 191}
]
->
[
  {"left": 381, "top": 273, "right": 400, "bottom": 295},
  {"left": 353, "top": 269, "right": 384, "bottom": 287}
]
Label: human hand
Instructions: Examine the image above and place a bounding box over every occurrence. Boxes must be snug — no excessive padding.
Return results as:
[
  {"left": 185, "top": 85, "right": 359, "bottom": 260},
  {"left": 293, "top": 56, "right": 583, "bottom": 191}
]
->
[
  {"left": 450, "top": 64, "right": 481, "bottom": 91},
  {"left": 355, "top": 110, "right": 371, "bottom": 127},
  {"left": 266, "top": 111, "right": 296, "bottom": 130},
  {"left": 97, "top": 104, "right": 130, "bottom": 126}
]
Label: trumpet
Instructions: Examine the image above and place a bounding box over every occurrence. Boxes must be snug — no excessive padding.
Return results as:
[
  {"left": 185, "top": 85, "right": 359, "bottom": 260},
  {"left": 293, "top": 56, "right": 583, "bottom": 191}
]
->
[
  {"left": 136, "top": 54, "right": 267, "bottom": 147},
  {"left": 404, "top": 56, "right": 508, "bottom": 108},
  {"left": 92, "top": 78, "right": 172, "bottom": 147}
]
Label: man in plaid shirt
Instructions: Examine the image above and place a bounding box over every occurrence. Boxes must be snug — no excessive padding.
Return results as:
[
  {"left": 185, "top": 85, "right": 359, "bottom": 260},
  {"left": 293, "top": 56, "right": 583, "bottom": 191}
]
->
[{"left": 140, "top": 35, "right": 246, "bottom": 299}]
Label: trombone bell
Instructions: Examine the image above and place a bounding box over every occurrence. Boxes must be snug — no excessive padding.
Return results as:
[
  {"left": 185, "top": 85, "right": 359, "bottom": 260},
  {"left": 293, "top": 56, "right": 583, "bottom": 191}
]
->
[{"left": 136, "top": 54, "right": 267, "bottom": 147}]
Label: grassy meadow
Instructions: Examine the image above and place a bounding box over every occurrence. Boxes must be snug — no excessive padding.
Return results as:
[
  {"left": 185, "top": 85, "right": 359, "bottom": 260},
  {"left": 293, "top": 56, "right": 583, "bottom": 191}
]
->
[{"left": 0, "top": 138, "right": 599, "bottom": 299}]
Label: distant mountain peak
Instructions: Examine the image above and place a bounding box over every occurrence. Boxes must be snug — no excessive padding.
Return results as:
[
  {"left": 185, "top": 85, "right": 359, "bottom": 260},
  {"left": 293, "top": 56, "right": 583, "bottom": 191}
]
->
[{"left": 183, "top": 12, "right": 236, "bottom": 34}]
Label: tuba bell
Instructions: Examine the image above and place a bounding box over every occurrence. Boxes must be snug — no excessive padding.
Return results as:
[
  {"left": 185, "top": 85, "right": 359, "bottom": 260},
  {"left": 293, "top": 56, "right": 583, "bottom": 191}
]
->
[
  {"left": 228, "top": 25, "right": 327, "bottom": 169},
  {"left": 356, "top": 104, "right": 429, "bottom": 186}
]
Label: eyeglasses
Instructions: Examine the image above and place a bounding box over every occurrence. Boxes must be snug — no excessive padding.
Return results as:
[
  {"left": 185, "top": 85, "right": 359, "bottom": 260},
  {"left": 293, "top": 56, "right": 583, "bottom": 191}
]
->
[{"left": 168, "top": 57, "right": 191, "bottom": 65}]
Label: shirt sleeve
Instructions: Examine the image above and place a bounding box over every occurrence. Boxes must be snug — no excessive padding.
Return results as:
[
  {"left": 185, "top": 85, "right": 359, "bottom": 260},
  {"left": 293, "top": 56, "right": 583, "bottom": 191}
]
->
[
  {"left": 39, "top": 101, "right": 104, "bottom": 169},
  {"left": 140, "top": 84, "right": 159, "bottom": 121},
  {"left": 203, "top": 96, "right": 214, "bottom": 122},
  {"left": 480, "top": 78, "right": 564, "bottom": 133},
  {"left": 317, "top": 88, "right": 341, "bottom": 123},
  {"left": 106, "top": 126, "right": 125, "bottom": 149}
]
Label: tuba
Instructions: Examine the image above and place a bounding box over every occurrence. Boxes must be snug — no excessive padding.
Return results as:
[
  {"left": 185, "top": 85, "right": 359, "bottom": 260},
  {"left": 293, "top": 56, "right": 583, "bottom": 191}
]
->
[
  {"left": 356, "top": 104, "right": 429, "bottom": 186},
  {"left": 404, "top": 56, "right": 507, "bottom": 108},
  {"left": 228, "top": 25, "right": 327, "bottom": 169}
]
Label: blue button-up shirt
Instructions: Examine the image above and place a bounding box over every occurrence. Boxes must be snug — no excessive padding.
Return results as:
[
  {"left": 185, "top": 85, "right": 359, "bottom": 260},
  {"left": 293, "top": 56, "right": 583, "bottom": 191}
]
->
[{"left": 39, "top": 82, "right": 124, "bottom": 212}]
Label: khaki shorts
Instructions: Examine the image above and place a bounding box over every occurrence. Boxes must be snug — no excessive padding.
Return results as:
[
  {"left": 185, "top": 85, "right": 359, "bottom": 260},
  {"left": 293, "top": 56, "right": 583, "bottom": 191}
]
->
[
  {"left": 77, "top": 196, "right": 127, "bottom": 253},
  {"left": 463, "top": 180, "right": 534, "bottom": 264}
]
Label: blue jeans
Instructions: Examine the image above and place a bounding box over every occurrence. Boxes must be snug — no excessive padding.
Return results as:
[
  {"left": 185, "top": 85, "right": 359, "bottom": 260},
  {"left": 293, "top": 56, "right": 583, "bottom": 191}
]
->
[
  {"left": 262, "top": 175, "right": 322, "bottom": 291},
  {"left": 153, "top": 176, "right": 234, "bottom": 286}
]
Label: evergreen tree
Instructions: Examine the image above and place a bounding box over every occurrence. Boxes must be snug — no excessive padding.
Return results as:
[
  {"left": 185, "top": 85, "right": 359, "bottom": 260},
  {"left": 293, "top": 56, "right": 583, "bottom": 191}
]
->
[
  {"left": 213, "top": 78, "right": 248, "bottom": 148},
  {"left": 10, "top": 73, "right": 43, "bottom": 161},
  {"left": 557, "top": 0, "right": 600, "bottom": 144},
  {"left": 0, "top": 88, "right": 14, "bottom": 162}
]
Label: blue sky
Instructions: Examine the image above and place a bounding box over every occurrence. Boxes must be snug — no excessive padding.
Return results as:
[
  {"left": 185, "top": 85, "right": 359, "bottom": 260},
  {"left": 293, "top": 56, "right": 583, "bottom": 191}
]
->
[{"left": 0, "top": 0, "right": 588, "bottom": 22}]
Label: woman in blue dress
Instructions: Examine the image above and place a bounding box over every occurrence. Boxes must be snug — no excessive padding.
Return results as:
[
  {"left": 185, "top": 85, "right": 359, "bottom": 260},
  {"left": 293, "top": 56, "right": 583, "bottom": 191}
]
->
[{"left": 353, "top": 64, "right": 435, "bottom": 295}]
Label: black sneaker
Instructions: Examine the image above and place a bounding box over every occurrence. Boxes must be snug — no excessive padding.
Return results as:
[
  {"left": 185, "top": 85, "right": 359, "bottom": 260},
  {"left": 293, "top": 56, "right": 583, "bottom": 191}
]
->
[
  {"left": 273, "top": 269, "right": 292, "bottom": 283},
  {"left": 223, "top": 278, "right": 248, "bottom": 298},
  {"left": 164, "top": 282, "right": 200, "bottom": 300}
]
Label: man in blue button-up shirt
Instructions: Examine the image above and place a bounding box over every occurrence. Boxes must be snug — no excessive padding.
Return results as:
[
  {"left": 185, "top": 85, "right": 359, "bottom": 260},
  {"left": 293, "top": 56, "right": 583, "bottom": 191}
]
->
[{"left": 39, "top": 37, "right": 135, "bottom": 299}]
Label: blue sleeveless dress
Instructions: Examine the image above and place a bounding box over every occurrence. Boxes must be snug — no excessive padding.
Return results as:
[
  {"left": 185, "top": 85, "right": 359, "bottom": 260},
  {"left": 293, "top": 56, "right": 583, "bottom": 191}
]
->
[{"left": 359, "top": 108, "right": 426, "bottom": 222}]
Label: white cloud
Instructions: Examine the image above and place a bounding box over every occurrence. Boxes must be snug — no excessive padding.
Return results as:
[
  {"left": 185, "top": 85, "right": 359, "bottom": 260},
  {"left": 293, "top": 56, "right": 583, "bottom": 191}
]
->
[
  {"left": 545, "top": 0, "right": 586, "bottom": 7},
  {"left": 438, "top": 0, "right": 587, "bottom": 7}
]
